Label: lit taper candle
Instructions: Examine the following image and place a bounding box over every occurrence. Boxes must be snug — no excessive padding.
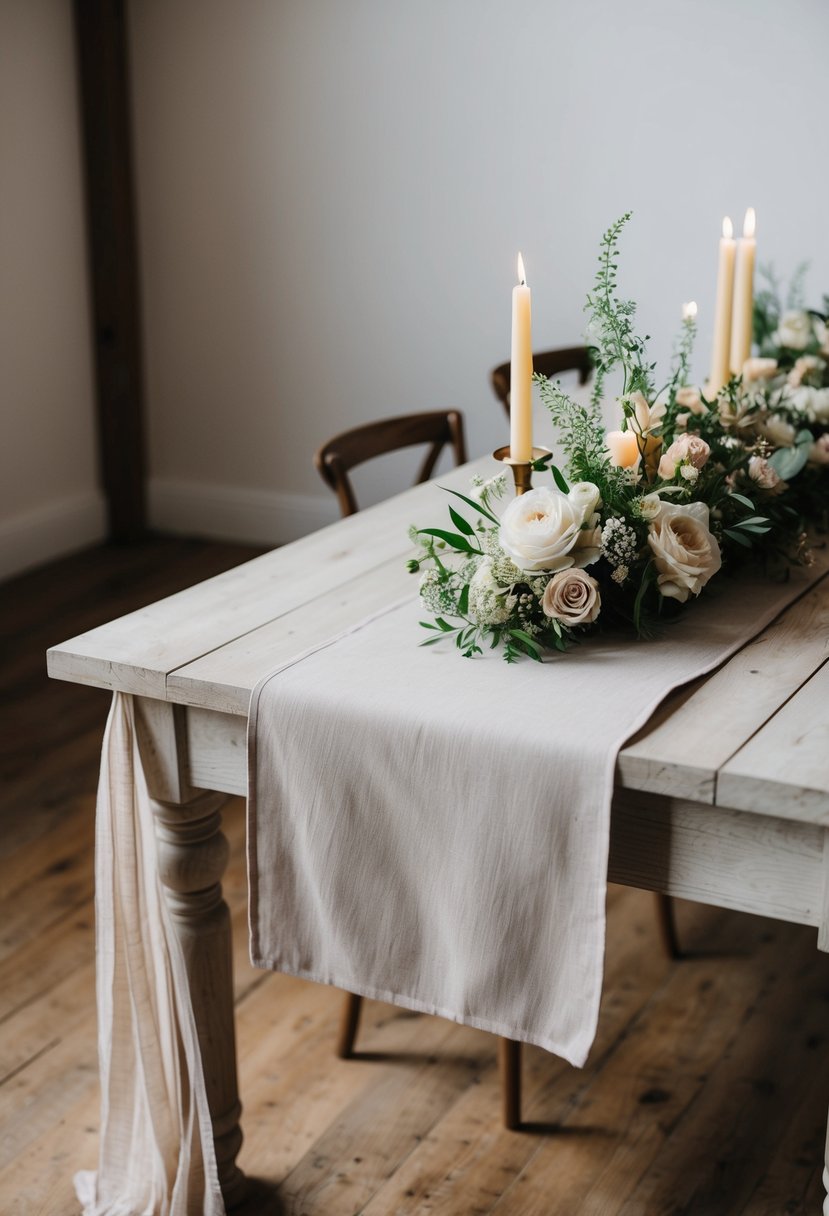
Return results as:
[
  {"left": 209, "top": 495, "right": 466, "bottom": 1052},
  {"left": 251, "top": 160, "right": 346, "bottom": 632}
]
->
[
  {"left": 729, "top": 208, "right": 756, "bottom": 376},
  {"left": 510, "top": 253, "right": 533, "bottom": 462},
  {"left": 709, "top": 217, "right": 736, "bottom": 394}
]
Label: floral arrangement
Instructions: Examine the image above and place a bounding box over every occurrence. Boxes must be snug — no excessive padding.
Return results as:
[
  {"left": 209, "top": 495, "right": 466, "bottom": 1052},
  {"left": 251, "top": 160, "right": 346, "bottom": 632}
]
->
[{"left": 410, "top": 214, "right": 826, "bottom": 661}]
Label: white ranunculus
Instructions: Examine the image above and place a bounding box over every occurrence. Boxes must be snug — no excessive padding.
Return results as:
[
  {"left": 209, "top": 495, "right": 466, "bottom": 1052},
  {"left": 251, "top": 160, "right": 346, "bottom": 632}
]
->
[
  {"left": 773, "top": 310, "right": 814, "bottom": 351},
  {"left": 647, "top": 501, "right": 722, "bottom": 603},
  {"left": 567, "top": 481, "right": 602, "bottom": 518},
  {"left": 498, "top": 484, "right": 600, "bottom": 573}
]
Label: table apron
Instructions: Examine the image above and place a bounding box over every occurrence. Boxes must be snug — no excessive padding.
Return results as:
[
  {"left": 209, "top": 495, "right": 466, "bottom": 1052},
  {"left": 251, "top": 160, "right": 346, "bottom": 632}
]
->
[{"left": 183, "top": 702, "right": 829, "bottom": 944}]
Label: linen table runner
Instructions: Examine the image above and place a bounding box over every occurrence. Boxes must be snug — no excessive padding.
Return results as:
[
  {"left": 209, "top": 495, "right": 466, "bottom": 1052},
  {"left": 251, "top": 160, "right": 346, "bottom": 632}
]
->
[
  {"left": 77, "top": 694, "right": 224, "bottom": 1216},
  {"left": 249, "top": 564, "right": 823, "bottom": 1067}
]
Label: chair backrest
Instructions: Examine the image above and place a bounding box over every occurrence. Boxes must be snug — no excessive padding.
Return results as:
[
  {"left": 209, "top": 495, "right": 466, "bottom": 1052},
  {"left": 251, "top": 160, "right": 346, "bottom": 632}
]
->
[
  {"left": 490, "top": 346, "right": 593, "bottom": 418},
  {"left": 314, "top": 410, "right": 467, "bottom": 517}
]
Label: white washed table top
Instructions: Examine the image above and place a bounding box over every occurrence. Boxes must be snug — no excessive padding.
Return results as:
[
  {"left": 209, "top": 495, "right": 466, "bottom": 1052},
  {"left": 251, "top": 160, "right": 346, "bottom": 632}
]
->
[{"left": 48, "top": 456, "right": 829, "bottom": 822}]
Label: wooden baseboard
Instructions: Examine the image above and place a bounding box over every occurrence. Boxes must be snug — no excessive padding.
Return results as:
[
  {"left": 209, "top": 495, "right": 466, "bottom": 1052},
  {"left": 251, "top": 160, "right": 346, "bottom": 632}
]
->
[
  {"left": 0, "top": 491, "right": 107, "bottom": 581},
  {"left": 148, "top": 478, "right": 339, "bottom": 547}
]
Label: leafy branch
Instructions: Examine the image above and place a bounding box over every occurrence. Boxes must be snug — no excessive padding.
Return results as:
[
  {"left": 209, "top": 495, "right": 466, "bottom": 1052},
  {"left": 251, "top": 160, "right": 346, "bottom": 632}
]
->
[{"left": 585, "top": 213, "right": 654, "bottom": 407}]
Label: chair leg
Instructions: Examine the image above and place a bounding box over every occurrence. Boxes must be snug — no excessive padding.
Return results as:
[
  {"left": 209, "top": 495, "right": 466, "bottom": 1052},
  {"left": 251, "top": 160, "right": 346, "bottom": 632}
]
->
[
  {"left": 656, "top": 892, "right": 682, "bottom": 960},
  {"left": 337, "top": 992, "right": 363, "bottom": 1058},
  {"left": 498, "top": 1037, "right": 522, "bottom": 1130}
]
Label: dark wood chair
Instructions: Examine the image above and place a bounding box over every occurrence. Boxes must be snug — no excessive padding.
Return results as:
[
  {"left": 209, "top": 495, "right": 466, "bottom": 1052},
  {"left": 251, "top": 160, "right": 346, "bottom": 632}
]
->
[
  {"left": 314, "top": 410, "right": 467, "bottom": 518},
  {"left": 490, "top": 346, "right": 593, "bottom": 418}
]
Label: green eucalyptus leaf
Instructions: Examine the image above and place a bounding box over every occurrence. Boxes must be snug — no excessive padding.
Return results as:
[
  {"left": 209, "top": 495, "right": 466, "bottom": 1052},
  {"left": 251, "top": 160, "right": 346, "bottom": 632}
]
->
[
  {"left": 439, "top": 487, "right": 499, "bottom": 525},
  {"left": 768, "top": 444, "right": 809, "bottom": 481},
  {"left": 448, "top": 506, "right": 474, "bottom": 536},
  {"left": 418, "top": 528, "right": 480, "bottom": 554},
  {"left": 551, "top": 464, "right": 570, "bottom": 494}
]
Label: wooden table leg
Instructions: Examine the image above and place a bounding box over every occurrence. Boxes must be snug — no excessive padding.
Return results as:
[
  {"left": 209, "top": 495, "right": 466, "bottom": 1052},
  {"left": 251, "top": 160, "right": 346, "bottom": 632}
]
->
[
  {"left": 137, "top": 699, "right": 246, "bottom": 1208},
  {"left": 152, "top": 791, "right": 246, "bottom": 1206}
]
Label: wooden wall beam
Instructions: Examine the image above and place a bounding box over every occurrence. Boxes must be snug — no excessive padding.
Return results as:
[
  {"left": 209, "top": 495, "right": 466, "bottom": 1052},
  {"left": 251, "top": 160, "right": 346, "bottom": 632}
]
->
[{"left": 73, "top": 0, "right": 146, "bottom": 541}]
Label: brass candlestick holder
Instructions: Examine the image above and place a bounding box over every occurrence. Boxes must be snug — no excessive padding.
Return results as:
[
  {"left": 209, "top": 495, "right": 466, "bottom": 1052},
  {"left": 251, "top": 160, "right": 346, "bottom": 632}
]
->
[{"left": 492, "top": 445, "right": 552, "bottom": 496}]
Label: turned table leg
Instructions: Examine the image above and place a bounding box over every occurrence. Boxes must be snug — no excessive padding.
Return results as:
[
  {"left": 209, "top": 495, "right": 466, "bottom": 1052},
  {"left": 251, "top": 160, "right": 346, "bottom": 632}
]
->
[{"left": 137, "top": 699, "right": 246, "bottom": 1208}]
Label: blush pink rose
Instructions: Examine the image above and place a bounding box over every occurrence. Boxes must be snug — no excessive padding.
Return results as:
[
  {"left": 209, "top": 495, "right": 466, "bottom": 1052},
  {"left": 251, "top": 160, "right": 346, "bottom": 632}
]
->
[{"left": 658, "top": 433, "right": 711, "bottom": 480}]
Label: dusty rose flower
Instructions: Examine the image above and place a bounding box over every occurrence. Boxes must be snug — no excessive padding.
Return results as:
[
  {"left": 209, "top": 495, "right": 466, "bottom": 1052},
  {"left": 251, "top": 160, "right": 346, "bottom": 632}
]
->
[
  {"left": 657, "top": 433, "right": 711, "bottom": 480},
  {"left": 748, "top": 456, "right": 786, "bottom": 494},
  {"left": 542, "top": 568, "right": 601, "bottom": 626},
  {"left": 674, "top": 412, "right": 690, "bottom": 429},
  {"left": 675, "top": 386, "right": 707, "bottom": 415},
  {"left": 808, "top": 434, "right": 829, "bottom": 465},
  {"left": 647, "top": 502, "right": 722, "bottom": 603},
  {"left": 742, "top": 357, "right": 779, "bottom": 383}
]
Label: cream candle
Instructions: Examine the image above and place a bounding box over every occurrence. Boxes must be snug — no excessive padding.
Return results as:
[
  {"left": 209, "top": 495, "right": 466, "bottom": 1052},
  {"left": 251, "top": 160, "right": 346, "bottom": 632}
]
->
[
  {"left": 606, "top": 430, "right": 640, "bottom": 468},
  {"left": 709, "top": 217, "right": 736, "bottom": 394},
  {"left": 729, "top": 208, "right": 756, "bottom": 376},
  {"left": 510, "top": 253, "right": 533, "bottom": 462}
]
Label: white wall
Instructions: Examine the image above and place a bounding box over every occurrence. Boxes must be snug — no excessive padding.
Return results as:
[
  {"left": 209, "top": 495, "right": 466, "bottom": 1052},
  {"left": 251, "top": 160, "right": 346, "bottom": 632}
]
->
[
  {"left": 129, "top": 0, "right": 829, "bottom": 544},
  {"left": 0, "top": 0, "right": 102, "bottom": 580}
]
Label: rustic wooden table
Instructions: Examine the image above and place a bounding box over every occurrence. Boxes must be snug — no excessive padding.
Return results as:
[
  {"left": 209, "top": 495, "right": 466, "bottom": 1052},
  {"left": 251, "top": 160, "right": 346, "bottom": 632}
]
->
[{"left": 48, "top": 457, "right": 829, "bottom": 1209}]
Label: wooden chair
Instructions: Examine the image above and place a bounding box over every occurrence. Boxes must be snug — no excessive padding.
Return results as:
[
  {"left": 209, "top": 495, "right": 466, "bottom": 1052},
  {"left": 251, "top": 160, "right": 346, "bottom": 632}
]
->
[
  {"left": 314, "top": 410, "right": 467, "bottom": 518},
  {"left": 490, "top": 346, "right": 593, "bottom": 418}
]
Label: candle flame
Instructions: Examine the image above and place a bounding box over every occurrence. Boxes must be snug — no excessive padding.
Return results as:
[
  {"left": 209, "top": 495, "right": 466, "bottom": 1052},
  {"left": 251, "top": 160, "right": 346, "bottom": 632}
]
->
[
  {"left": 743, "top": 207, "right": 756, "bottom": 238},
  {"left": 722, "top": 216, "right": 733, "bottom": 239},
  {"left": 517, "top": 252, "right": 526, "bottom": 286},
  {"left": 682, "top": 301, "right": 698, "bottom": 321}
]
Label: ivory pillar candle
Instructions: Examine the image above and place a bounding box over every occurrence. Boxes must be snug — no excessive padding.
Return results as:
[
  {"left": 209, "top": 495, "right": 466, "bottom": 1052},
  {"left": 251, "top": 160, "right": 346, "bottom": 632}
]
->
[
  {"left": 510, "top": 253, "right": 533, "bottom": 462},
  {"left": 729, "top": 208, "right": 756, "bottom": 376},
  {"left": 709, "top": 218, "right": 736, "bottom": 394},
  {"left": 606, "top": 430, "right": 640, "bottom": 468}
]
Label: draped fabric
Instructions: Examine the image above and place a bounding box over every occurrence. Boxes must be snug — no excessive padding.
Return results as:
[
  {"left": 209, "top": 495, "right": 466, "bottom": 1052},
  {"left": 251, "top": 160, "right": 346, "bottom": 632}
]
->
[
  {"left": 76, "top": 693, "right": 223, "bottom": 1216},
  {"left": 249, "top": 568, "right": 820, "bottom": 1067}
]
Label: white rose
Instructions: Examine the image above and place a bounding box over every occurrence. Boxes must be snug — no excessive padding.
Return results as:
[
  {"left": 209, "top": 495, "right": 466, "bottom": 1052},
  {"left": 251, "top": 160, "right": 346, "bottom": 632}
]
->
[
  {"left": 542, "top": 568, "right": 601, "bottom": 626},
  {"left": 498, "top": 487, "right": 582, "bottom": 573},
  {"left": 741, "top": 357, "right": 779, "bottom": 383},
  {"left": 758, "top": 414, "right": 796, "bottom": 448},
  {"left": 773, "top": 310, "right": 814, "bottom": 351},
  {"left": 647, "top": 501, "right": 722, "bottom": 603}
]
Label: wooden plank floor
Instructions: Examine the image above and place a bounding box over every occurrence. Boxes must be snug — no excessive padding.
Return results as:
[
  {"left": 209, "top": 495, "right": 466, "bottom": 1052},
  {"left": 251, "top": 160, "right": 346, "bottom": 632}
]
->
[{"left": 2, "top": 538, "right": 829, "bottom": 1216}]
